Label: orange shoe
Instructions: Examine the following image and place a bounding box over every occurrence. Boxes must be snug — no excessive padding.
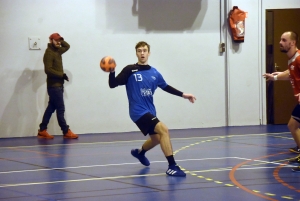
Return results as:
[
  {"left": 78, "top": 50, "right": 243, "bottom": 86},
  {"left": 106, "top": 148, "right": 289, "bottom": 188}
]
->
[
  {"left": 37, "top": 129, "right": 54, "bottom": 139},
  {"left": 63, "top": 129, "right": 78, "bottom": 139}
]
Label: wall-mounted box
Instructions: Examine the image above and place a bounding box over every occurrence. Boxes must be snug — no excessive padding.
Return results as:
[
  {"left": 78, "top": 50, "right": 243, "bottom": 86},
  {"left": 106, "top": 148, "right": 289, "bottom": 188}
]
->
[{"left": 28, "top": 37, "right": 41, "bottom": 50}]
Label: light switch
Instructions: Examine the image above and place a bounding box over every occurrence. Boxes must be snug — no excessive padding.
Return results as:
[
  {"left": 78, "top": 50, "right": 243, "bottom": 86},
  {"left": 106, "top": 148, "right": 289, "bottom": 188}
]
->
[
  {"left": 219, "top": 43, "right": 225, "bottom": 53},
  {"left": 28, "top": 37, "right": 41, "bottom": 50}
]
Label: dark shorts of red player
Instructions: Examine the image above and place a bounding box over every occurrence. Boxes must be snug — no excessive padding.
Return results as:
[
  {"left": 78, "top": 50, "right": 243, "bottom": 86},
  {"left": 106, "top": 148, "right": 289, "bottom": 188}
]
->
[
  {"left": 135, "top": 113, "right": 160, "bottom": 136},
  {"left": 292, "top": 104, "right": 300, "bottom": 123}
]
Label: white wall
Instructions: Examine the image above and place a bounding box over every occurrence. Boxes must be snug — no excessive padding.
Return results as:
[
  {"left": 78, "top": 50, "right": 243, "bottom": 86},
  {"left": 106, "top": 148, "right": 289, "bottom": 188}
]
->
[
  {"left": 225, "top": 0, "right": 261, "bottom": 126},
  {"left": 0, "top": 0, "right": 299, "bottom": 138}
]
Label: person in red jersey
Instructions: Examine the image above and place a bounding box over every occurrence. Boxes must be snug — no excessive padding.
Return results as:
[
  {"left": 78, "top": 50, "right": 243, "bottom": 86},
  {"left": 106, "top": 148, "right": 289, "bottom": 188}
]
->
[{"left": 263, "top": 31, "right": 300, "bottom": 171}]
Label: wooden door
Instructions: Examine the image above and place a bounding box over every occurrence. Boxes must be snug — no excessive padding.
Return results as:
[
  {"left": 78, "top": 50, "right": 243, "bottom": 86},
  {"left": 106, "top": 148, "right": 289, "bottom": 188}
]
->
[{"left": 266, "top": 9, "right": 300, "bottom": 124}]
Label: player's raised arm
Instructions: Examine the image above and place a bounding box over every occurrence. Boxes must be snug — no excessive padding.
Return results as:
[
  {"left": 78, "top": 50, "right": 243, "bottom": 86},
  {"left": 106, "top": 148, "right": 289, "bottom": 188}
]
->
[{"left": 109, "top": 71, "right": 118, "bottom": 88}]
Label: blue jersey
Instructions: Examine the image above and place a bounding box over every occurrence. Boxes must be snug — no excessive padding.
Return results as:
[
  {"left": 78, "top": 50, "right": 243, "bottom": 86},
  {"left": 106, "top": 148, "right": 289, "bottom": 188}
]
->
[{"left": 109, "top": 64, "right": 168, "bottom": 122}]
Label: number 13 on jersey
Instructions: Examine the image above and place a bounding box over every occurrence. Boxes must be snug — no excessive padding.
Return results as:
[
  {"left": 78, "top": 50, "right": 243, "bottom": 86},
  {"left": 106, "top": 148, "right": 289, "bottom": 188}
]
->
[{"left": 134, "top": 74, "right": 143, "bottom": 81}]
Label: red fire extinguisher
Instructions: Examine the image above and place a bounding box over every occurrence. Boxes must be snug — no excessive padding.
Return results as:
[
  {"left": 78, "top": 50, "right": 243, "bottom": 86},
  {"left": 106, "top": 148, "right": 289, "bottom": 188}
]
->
[{"left": 229, "top": 6, "right": 247, "bottom": 43}]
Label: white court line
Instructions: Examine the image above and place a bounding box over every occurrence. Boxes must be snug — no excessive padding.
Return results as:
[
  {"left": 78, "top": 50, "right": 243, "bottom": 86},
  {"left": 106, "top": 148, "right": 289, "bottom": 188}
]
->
[
  {"left": 0, "top": 133, "right": 293, "bottom": 188},
  {"left": 0, "top": 157, "right": 296, "bottom": 188},
  {"left": 0, "top": 157, "right": 292, "bottom": 174},
  {"left": 0, "top": 132, "right": 291, "bottom": 149},
  {"left": 0, "top": 157, "right": 245, "bottom": 174},
  {"left": 0, "top": 173, "right": 165, "bottom": 188}
]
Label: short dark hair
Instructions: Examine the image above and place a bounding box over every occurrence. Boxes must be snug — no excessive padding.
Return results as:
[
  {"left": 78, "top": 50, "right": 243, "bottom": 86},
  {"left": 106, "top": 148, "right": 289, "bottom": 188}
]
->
[{"left": 135, "top": 41, "right": 150, "bottom": 52}]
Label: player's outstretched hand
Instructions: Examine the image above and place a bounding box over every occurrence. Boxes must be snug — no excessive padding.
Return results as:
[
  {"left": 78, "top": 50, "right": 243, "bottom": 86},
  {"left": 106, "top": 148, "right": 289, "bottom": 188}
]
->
[
  {"left": 262, "top": 73, "right": 275, "bottom": 81},
  {"left": 263, "top": 71, "right": 282, "bottom": 81},
  {"left": 183, "top": 93, "right": 196, "bottom": 103}
]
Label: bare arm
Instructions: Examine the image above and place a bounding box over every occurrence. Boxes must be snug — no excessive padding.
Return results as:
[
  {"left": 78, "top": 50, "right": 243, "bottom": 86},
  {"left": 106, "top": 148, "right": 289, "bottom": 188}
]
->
[{"left": 262, "top": 69, "right": 289, "bottom": 81}]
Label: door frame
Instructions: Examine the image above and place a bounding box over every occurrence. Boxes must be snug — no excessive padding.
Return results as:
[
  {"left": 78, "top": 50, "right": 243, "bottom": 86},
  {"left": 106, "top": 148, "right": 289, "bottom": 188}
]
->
[{"left": 261, "top": 5, "right": 300, "bottom": 125}]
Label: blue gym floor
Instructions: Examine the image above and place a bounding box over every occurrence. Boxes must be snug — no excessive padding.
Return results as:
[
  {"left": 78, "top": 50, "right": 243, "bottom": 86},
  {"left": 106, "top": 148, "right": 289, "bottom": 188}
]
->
[{"left": 0, "top": 125, "right": 300, "bottom": 201}]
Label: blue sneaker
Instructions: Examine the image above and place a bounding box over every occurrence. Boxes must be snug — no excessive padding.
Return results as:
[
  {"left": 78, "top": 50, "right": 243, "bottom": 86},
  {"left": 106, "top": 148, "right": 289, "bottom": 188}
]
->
[
  {"left": 166, "top": 164, "right": 186, "bottom": 177},
  {"left": 131, "top": 149, "right": 150, "bottom": 166}
]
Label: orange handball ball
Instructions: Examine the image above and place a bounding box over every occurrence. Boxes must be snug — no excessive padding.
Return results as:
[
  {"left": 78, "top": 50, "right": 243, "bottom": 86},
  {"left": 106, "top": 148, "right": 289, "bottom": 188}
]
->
[{"left": 100, "top": 56, "right": 116, "bottom": 72}]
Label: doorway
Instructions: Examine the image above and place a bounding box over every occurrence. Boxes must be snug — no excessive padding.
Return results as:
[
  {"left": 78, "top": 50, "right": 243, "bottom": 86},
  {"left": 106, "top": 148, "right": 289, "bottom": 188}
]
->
[{"left": 266, "top": 9, "right": 300, "bottom": 124}]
